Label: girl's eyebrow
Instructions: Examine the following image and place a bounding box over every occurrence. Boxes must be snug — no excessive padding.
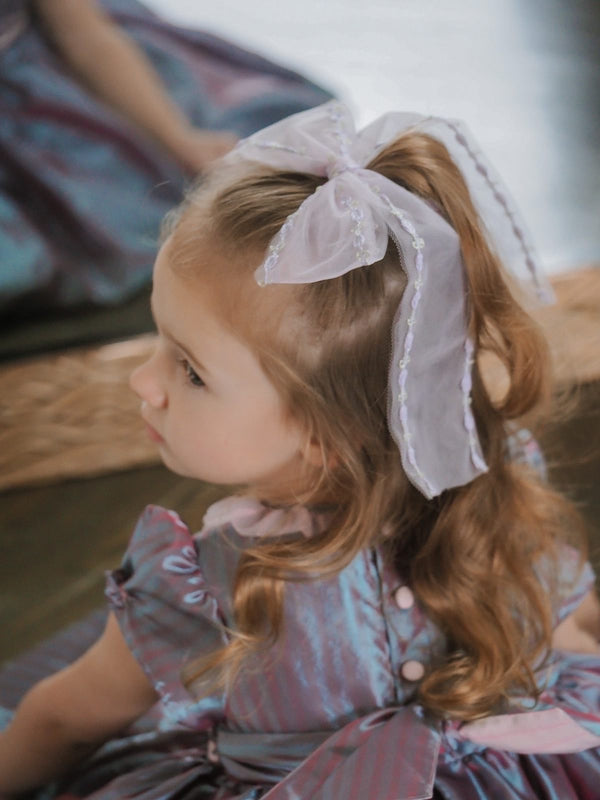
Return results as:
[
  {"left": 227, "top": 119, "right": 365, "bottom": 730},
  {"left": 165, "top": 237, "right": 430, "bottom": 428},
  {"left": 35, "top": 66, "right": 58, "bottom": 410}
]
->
[
  {"left": 170, "top": 334, "right": 211, "bottom": 376},
  {"left": 150, "top": 293, "right": 211, "bottom": 375},
  {"left": 162, "top": 330, "right": 210, "bottom": 375}
]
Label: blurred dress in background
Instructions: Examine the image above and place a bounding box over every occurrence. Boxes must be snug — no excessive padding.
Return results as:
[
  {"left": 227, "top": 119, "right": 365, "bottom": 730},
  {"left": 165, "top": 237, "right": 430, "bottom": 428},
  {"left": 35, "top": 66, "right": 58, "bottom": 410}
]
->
[{"left": 0, "top": 0, "right": 331, "bottom": 314}]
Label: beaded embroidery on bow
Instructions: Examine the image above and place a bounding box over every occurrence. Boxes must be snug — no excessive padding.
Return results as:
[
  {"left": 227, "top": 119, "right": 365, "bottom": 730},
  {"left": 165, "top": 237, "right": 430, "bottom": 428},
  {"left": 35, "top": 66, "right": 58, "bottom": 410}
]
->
[
  {"left": 343, "top": 197, "right": 371, "bottom": 264},
  {"left": 381, "top": 196, "right": 433, "bottom": 496},
  {"left": 258, "top": 211, "right": 299, "bottom": 286},
  {"left": 443, "top": 121, "right": 550, "bottom": 302},
  {"left": 328, "top": 103, "right": 360, "bottom": 176}
]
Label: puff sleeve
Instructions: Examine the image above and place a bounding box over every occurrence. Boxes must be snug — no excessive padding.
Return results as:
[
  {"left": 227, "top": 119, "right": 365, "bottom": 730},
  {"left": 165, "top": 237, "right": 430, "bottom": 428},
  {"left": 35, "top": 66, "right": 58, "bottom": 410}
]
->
[
  {"left": 506, "top": 428, "right": 596, "bottom": 624},
  {"left": 554, "top": 551, "right": 596, "bottom": 624},
  {"left": 105, "top": 505, "right": 228, "bottom": 726}
]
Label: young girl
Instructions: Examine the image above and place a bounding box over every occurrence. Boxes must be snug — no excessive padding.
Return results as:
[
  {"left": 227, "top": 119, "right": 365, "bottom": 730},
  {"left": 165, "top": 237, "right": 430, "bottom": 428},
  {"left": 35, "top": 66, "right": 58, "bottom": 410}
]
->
[{"left": 1, "top": 101, "right": 600, "bottom": 799}]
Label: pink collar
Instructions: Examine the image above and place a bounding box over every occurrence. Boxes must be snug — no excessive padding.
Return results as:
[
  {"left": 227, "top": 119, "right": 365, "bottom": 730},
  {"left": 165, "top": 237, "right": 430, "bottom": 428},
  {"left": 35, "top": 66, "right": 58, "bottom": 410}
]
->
[{"left": 199, "top": 495, "right": 332, "bottom": 540}]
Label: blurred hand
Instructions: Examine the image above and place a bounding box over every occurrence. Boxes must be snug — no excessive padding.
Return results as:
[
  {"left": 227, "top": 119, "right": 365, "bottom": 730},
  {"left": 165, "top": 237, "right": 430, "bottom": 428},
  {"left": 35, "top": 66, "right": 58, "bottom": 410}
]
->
[{"left": 172, "top": 127, "right": 238, "bottom": 174}]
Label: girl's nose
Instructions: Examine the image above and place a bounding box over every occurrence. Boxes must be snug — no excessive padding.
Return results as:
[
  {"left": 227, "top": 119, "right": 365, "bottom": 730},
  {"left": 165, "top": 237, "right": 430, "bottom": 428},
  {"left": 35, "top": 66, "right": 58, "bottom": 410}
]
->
[{"left": 129, "top": 354, "right": 167, "bottom": 409}]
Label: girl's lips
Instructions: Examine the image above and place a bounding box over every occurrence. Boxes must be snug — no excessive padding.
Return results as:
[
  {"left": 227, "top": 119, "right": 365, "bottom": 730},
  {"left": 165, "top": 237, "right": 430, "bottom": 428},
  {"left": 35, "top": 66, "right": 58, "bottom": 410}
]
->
[{"left": 144, "top": 421, "right": 164, "bottom": 444}]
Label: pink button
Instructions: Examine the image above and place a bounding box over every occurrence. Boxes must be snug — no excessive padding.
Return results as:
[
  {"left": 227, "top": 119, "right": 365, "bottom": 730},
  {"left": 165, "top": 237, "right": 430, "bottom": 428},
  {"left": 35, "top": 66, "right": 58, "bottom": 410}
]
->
[
  {"left": 394, "top": 585, "right": 414, "bottom": 610},
  {"left": 401, "top": 660, "right": 425, "bottom": 682}
]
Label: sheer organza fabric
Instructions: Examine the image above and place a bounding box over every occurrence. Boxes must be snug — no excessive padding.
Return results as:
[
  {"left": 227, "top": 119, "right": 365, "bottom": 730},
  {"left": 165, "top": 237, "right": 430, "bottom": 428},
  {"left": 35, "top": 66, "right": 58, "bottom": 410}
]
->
[{"left": 225, "top": 102, "right": 550, "bottom": 496}]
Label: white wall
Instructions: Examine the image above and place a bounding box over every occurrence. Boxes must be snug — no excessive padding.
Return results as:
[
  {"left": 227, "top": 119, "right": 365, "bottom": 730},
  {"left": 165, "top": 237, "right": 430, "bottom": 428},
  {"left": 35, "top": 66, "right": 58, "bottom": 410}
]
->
[{"left": 143, "top": 0, "right": 600, "bottom": 271}]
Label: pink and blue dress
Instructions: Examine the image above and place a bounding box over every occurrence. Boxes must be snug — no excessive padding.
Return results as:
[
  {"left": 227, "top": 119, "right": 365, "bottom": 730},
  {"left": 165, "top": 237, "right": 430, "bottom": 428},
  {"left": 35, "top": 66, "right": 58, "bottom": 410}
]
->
[{"left": 41, "top": 485, "right": 600, "bottom": 799}]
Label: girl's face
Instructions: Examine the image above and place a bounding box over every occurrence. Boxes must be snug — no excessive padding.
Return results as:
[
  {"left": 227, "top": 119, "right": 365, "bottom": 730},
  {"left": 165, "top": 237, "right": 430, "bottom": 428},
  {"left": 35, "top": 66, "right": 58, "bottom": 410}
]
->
[{"left": 130, "top": 240, "right": 307, "bottom": 494}]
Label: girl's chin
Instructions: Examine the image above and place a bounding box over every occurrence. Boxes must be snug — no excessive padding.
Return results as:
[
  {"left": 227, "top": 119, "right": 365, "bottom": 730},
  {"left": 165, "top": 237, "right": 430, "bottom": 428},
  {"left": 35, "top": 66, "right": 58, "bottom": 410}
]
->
[
  {"left": 159, "top": 454, "right": 187, "bottom": 475},
  {"left": 158, "top": 452, "right": 209, "bottom": 482}
]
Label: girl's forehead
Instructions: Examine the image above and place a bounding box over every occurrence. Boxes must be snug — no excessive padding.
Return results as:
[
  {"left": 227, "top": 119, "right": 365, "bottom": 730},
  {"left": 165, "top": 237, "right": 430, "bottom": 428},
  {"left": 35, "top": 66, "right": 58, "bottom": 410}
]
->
[
  {"left": 153, "top": 238, "right": 227, "bottom": 322},
  {"left": 152, "top": 245, "right": 270, "bottom": 381},
  {"left": 162, "top": 222, "right": 251, "bottom": 297},
  {"left": 156, "top": 229, "right": 299, "bottom": 346}
]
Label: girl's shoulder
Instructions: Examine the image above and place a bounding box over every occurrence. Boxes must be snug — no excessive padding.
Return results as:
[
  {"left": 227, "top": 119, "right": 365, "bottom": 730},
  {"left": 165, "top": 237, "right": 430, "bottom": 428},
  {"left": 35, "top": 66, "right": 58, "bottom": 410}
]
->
[
  {"left": 104, "top": 496, "right": 333, "bottom": 712},
  {"left": 506, "top": 426, "right": 547, "bottom": 479},
  {"left": 110, "top": 497, "right": 332, "bottom": 617}
]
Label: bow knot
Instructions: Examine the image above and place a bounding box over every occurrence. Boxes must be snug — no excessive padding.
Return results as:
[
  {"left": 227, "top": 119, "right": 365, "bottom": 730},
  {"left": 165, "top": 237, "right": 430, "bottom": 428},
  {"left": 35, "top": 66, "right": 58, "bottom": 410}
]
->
[{"left": 326, "top": 155, "right": 361, "bottom": 179}]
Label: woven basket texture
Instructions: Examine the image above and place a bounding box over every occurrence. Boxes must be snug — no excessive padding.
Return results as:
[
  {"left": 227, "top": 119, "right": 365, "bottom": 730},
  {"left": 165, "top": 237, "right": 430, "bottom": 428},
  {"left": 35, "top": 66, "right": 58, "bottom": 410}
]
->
[{"left": 0, "top": 336, "right": 158, "bottom": 490}]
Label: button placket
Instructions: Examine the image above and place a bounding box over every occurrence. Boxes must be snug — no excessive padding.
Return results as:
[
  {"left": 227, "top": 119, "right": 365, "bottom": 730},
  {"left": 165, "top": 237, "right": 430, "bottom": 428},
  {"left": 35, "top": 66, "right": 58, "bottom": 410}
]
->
[
  {"left": 394, "top": 585, "right": 414, "bottom": 610},
  {"left": 401, "top": 659, "right": 425, "bottom": 682},
  {"left": 391, "top": 584, "right": 425, "bottom": 684}
]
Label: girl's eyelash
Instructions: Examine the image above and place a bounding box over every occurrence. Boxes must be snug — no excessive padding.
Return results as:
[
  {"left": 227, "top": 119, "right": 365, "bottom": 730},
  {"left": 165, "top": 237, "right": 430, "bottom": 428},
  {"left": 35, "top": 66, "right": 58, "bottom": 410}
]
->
[{"left": 178, "top": 358, "right": 205, "bottom": 388}]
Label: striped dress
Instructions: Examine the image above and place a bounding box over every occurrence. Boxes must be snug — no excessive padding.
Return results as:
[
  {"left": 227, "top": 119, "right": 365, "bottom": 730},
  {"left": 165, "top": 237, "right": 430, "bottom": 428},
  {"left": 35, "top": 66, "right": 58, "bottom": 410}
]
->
[{"left": 51, "top": 473, "right": 600, "bottom": 797}]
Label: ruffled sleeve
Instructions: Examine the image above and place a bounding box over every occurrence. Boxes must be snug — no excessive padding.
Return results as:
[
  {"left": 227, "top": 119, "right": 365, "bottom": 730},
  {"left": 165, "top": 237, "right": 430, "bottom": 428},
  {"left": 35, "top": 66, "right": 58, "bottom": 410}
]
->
[
  {"left": 506, "top": 426, "right": 547, "bottom": 479},
  {"left": 105, "top": 505, "right": 228, "bottom": 721},
  {"left": 506, "top": 428, "right": 595, "bottom": 625},
  {"left": 555, "top": 551, "right": 596, "bottom": 624}
]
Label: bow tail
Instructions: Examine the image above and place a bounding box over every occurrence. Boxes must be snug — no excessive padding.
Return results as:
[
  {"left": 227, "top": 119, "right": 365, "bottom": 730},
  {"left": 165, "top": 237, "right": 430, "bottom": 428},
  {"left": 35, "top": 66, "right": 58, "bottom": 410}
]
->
[{"left": 261, "top": 707, "right": 441, "bottom": 800}]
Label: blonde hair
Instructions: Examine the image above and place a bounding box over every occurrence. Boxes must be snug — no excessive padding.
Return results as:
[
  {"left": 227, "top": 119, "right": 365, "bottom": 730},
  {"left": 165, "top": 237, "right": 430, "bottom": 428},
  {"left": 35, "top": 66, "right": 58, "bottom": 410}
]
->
[{"left": 170, "top": 133, "right": 585, "bottom": 721}]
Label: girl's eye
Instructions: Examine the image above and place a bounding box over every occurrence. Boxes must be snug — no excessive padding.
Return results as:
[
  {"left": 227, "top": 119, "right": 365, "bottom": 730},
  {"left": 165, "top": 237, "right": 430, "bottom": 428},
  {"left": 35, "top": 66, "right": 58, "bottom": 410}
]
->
[{"left": 179, "top": 359, "right": 205, "bottom": 388}]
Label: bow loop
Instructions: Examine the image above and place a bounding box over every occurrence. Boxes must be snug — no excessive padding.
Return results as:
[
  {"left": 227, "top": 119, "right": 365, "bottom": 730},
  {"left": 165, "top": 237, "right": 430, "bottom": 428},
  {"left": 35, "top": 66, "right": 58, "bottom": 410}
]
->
[
  {"left": 227, "top": 102, "right": 365, "bottom": 179},
  {"left": 256, "top": 170, "right": 390, "bottom": 286}
]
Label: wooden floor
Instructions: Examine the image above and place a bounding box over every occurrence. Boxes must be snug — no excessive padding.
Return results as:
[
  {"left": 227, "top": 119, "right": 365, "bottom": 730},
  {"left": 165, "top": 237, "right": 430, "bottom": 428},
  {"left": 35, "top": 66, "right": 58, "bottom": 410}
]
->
[
  {"left": 1, "top": 0, "right": 599, "bottom": 667},
  {"left": 0, "top": 469, "right": 228, "bottom": 661}
]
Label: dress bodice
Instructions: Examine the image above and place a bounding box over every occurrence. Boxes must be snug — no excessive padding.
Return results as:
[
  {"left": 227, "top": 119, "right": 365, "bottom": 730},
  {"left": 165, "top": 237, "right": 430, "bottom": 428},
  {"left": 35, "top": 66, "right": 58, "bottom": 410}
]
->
[
  {"left": 107, "top": 496, "right": 595, "bottom": 737},
  {"left": 100, "top": 493, "right": 600, "bottom": 799}
]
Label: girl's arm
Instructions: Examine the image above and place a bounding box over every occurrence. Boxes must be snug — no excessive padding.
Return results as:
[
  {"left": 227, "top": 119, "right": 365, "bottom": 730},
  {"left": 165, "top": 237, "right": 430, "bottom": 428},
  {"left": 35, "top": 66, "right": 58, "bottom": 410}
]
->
[
  {"left": 34, "top": 0, "right": 236, "bottom": 172},
  {"left": 0, "top": 613, "right": 158, "bottom": 796}
]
